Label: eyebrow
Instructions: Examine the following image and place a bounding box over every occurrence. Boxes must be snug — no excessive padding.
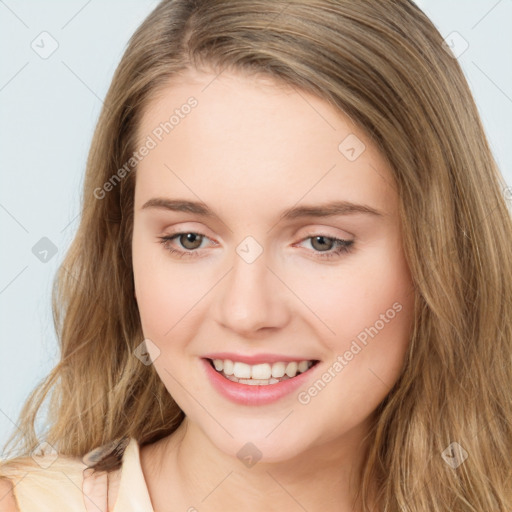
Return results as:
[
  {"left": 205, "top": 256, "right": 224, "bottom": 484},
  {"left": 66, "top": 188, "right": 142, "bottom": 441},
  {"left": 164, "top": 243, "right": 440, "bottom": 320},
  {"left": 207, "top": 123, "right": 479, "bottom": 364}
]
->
[{"left": 141, "top": 198, "right": 384, "bottom": 220}]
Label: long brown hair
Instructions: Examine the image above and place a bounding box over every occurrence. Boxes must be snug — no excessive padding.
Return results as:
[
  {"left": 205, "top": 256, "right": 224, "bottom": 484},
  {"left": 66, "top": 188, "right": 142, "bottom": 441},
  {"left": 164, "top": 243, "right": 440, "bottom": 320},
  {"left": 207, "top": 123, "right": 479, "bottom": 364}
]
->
[{"left": 2, "top": 1, "right": 511, "bottom": 510}]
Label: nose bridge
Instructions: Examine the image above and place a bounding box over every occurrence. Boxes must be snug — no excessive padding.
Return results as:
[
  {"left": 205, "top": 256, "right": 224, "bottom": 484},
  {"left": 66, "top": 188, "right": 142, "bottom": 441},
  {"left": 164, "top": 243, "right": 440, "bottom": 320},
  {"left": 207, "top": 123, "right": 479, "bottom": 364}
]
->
[{"left": 216, "top": 235, "right": 289, "bottom": 334}]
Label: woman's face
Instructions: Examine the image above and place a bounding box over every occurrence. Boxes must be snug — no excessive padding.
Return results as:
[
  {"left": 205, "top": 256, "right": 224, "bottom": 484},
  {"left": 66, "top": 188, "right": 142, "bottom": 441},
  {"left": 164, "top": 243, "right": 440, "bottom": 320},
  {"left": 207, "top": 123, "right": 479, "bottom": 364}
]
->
[{"left": 131, "top": 68, "right": 414, "bottom": 462}]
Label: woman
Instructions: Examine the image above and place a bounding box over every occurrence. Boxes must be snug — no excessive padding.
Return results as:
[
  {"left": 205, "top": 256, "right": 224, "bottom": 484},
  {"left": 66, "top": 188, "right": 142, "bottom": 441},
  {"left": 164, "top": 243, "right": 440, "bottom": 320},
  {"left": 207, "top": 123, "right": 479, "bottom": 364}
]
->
[{"left": 1, "top": 1, "right": 511, "bottom": 511}]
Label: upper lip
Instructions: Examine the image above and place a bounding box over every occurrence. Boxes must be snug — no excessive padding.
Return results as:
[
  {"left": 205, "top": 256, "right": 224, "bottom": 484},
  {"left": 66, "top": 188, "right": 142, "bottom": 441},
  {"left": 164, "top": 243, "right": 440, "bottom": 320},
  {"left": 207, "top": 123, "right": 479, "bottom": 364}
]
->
[{"left": 202, "top": 352, "right": 319, "bottom": 365}]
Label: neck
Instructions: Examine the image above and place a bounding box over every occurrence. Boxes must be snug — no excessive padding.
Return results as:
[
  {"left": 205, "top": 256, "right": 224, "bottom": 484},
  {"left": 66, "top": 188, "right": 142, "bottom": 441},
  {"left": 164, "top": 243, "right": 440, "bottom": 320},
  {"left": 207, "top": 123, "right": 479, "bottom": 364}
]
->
[{"left": 141, "top": 416, "right": 379, "bottom": 512}]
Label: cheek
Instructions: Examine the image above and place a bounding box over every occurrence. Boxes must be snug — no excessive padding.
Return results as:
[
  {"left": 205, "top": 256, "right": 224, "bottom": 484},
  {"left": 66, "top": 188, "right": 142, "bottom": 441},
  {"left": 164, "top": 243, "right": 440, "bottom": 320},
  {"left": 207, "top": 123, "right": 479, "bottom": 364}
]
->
[
  {"left": 132, "top": 231, "right": 181, "bottom": 338},
  {"left": 293, "top": 238, "right": 414, "bottom": 361},
  {"left": 292, "top": 246, "right": 414, "bottom": 433},
  {"left": 132, "top": 233, "right": 214, "bottom": 342}
]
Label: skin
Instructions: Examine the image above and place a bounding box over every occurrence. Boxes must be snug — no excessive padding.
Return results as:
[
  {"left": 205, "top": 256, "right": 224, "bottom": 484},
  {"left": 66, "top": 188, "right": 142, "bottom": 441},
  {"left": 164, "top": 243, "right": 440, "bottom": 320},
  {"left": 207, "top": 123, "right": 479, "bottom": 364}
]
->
[{"left": 131, "top": 67, "right": 415, "bottom": 512}]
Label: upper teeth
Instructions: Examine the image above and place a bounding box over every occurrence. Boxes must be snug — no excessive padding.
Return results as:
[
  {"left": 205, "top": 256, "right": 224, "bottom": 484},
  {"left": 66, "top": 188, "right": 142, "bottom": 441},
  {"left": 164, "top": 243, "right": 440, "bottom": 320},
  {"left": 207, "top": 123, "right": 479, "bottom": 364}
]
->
[{"left": 212, "top": 359, "right": 313, "bottom": 379}]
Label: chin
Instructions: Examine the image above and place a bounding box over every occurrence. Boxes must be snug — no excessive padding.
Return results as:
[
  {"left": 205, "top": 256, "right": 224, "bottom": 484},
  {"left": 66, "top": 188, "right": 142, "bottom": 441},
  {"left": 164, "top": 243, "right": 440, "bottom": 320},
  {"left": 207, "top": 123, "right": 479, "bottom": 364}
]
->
[{"left": 204, "top": 420, "right": 313, "bottom": 465}]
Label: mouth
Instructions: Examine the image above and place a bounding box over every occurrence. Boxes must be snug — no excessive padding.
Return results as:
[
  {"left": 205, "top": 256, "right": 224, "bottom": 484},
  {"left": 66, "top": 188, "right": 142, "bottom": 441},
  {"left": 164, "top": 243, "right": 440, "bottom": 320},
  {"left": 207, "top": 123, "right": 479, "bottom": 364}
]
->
[{"left": 205, "top": 358, "right": 321, "bottom": 386}]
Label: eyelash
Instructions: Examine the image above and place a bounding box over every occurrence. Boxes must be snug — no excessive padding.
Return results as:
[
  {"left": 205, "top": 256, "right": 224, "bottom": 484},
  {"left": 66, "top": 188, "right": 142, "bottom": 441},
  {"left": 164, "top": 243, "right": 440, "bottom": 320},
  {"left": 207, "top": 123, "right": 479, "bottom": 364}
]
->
[{"left": 157, "top": 232, "right": 354, "bottom": 260}]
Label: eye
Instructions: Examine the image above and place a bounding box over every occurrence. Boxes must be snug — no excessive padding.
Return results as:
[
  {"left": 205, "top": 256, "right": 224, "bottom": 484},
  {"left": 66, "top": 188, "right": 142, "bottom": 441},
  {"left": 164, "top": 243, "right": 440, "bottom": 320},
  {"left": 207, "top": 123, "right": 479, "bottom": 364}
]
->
[
  {"left": 296, "top": 234, "right": 354, "bottom": 260},
  {"left": 158, "top": 232, "right": 212, "bottom": 258},
  {"left": 157, "top": 232, "right": 354, "bottom": 260}
]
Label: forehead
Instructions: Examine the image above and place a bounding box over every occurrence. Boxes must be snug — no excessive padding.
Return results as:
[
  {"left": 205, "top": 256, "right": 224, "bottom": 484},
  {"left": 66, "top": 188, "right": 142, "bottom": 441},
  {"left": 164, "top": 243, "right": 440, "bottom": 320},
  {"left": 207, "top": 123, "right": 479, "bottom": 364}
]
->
[{"left": 133, "top": 68, "right": 397, "bottom": 220}]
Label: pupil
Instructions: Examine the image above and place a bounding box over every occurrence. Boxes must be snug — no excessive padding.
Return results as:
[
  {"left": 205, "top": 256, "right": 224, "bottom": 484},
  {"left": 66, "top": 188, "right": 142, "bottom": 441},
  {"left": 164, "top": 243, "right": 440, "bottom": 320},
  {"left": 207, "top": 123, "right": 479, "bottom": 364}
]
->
[
  {"left": 183, "top": 233, "right": 201, "bottom": 249},
  {"left": 314, "top": 236, "right": 331, "bottom": 251}
]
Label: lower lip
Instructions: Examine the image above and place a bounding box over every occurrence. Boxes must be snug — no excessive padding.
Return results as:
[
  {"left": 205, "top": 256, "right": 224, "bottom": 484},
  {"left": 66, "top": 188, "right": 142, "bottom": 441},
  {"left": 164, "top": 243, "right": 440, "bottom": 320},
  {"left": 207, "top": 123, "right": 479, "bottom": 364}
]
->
[{"left": 201, "top": 358, "right": 319, "bottom": 406}]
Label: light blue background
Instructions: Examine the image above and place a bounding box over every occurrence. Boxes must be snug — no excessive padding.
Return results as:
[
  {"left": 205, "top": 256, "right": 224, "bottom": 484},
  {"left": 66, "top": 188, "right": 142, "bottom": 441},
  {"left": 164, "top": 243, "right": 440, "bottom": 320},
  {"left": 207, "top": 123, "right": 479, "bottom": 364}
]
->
[{"left": 1, "top": 0, "right": 511, "bottom": 453}]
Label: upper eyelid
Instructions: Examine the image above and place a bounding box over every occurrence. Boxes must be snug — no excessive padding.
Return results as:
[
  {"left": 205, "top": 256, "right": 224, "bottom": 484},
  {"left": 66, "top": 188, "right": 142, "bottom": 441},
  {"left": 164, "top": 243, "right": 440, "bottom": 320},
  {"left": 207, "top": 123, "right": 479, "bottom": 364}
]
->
[{"left": 163, "top": 223, "right": 354, "bottom": 240}]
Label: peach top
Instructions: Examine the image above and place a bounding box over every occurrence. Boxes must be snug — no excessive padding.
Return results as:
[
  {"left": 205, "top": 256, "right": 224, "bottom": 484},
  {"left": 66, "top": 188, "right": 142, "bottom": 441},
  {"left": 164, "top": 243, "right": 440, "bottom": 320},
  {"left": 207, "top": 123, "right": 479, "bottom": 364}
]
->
[{"left": 0, "top": 437, "right": 154, "bottom": 511}]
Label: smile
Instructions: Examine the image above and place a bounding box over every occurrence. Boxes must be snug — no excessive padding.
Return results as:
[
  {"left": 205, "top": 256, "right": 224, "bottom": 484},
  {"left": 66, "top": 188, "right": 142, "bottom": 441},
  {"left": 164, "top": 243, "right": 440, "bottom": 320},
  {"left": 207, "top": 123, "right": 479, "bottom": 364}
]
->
[
  {"left": 202, "top": 357, "right": 321, "bottom": 405},
  {"left": 208, "top": 358, "right": 317, "bottom": 385}
]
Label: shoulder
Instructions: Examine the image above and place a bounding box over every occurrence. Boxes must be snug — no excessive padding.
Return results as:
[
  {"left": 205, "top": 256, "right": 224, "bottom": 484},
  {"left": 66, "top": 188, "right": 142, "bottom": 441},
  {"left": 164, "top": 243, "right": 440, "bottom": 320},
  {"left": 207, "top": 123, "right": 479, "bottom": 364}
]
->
[
  {"left": 0, "top": 437, "right": 130, "bottom": 512},
  {"left": 0, "top": 477, "right": 18, "bottom": 512},
  {"left": 0, "top": 450, "right": 88, "bottom": 511}
]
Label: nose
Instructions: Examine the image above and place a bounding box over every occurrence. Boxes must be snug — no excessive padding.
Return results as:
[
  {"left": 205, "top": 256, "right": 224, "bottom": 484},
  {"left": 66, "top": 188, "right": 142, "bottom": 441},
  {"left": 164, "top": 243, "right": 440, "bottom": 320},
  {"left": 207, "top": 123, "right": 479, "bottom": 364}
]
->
[{"left": 215, "top": 244, "right": 291, "bottom": 337}]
